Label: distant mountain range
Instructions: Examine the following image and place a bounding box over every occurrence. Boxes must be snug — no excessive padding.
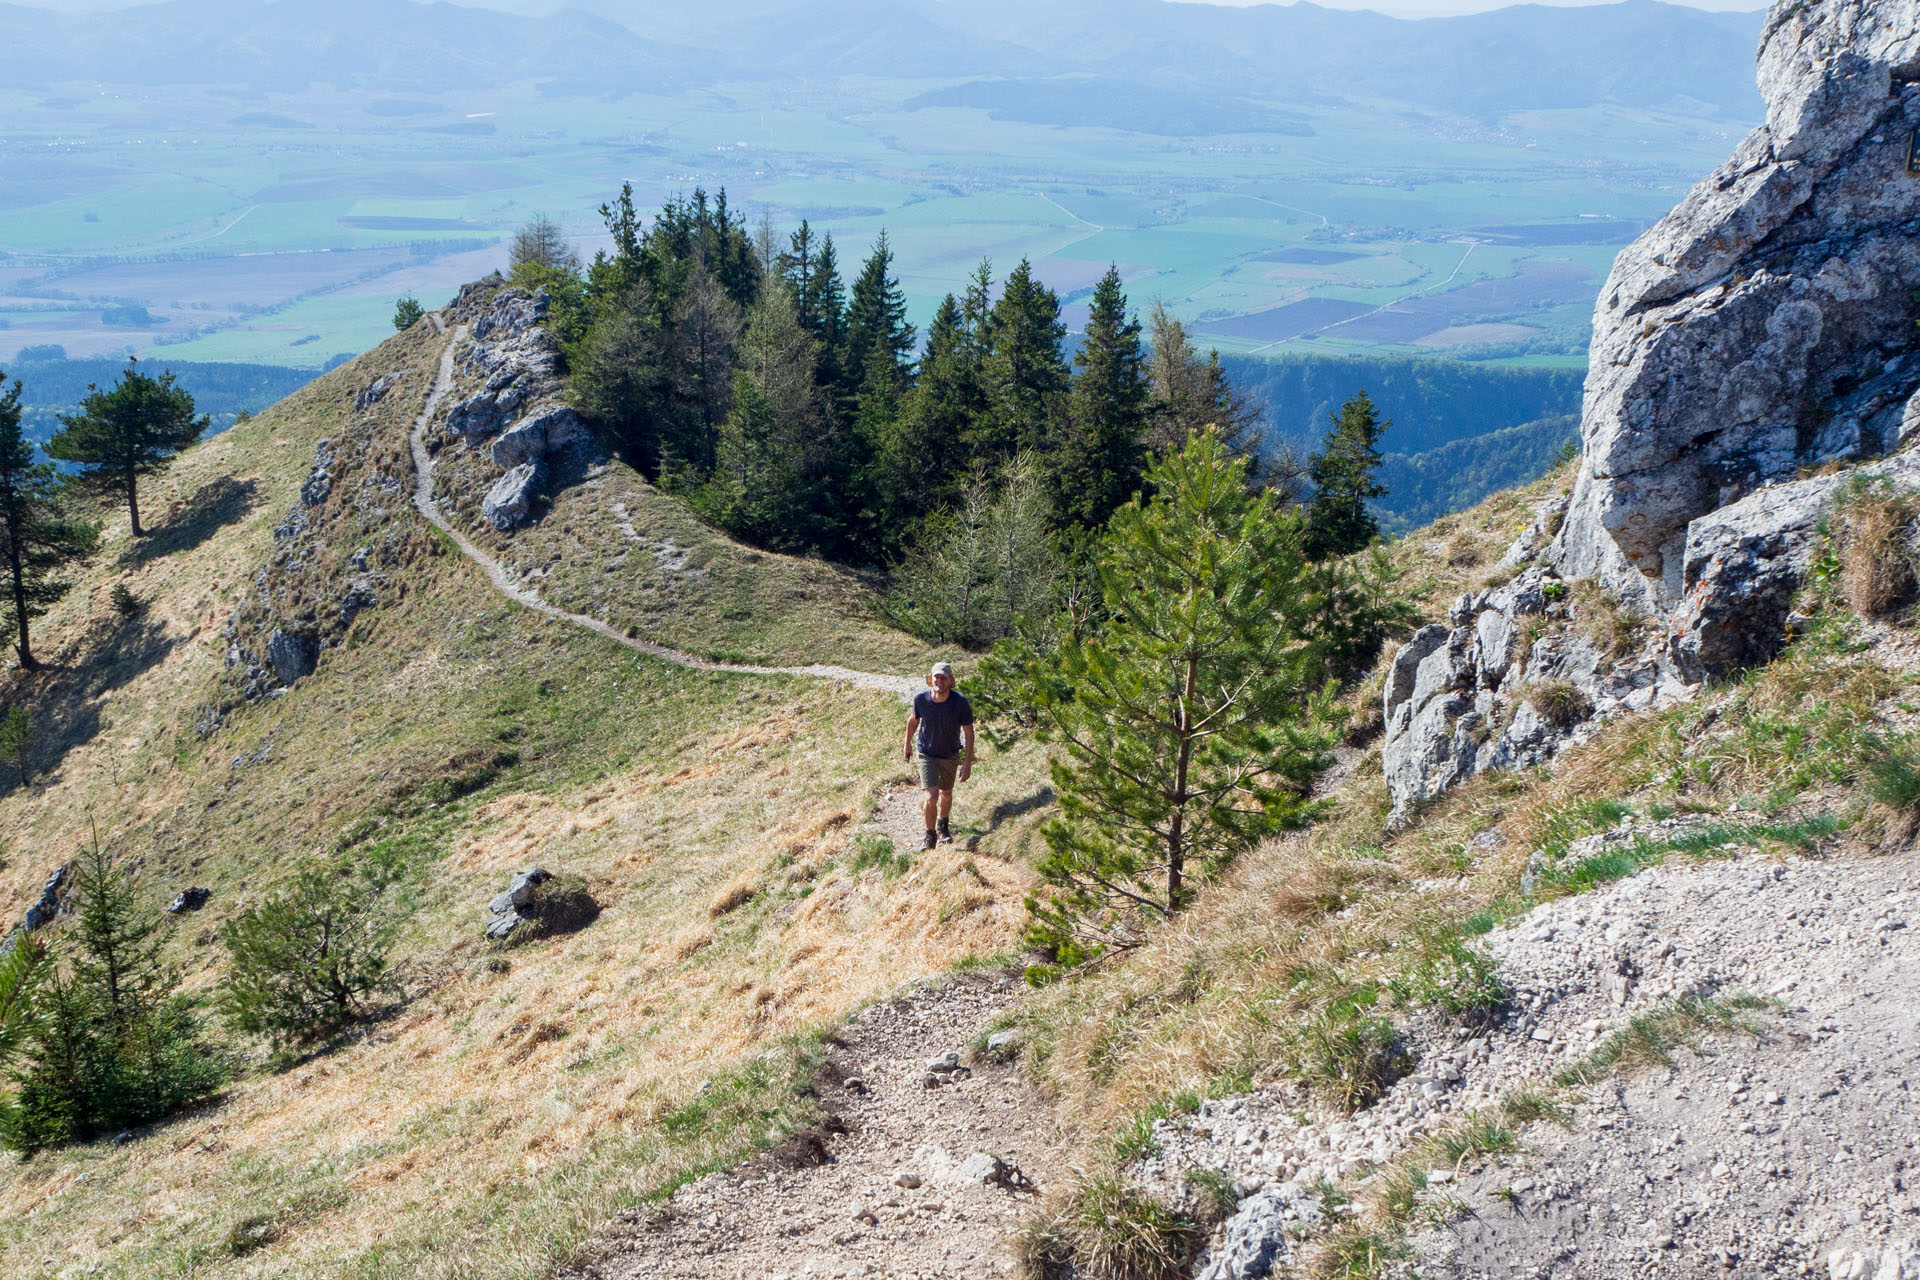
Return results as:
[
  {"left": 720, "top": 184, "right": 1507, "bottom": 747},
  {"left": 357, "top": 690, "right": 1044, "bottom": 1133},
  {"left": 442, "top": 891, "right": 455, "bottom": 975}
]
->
[{"left": 1, "top": 0, "right": 1765, "bottom": 118}]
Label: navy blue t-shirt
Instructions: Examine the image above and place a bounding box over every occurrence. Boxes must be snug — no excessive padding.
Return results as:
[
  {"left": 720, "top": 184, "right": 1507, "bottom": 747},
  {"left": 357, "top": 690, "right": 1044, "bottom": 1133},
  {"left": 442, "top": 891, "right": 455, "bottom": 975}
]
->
[{"left": 913, "top": 690, "right": 974, "bottom": 759}]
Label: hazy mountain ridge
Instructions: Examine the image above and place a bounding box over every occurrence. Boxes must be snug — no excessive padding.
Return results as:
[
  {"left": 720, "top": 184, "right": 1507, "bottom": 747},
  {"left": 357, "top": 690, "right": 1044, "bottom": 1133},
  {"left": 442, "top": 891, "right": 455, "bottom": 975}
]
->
[
  {"left": 0, "top": 0, "right": 1764, "bottom": 116},
  {"left": 0, "top": 0, "right": 708, "bottom": 91}
]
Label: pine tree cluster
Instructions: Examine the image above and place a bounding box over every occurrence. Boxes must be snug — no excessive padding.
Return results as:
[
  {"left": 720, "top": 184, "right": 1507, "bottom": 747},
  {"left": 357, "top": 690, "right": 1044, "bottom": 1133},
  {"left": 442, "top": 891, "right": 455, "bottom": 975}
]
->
[{"left": 530, "top": 190, "right": 1256, "bottom": 576}]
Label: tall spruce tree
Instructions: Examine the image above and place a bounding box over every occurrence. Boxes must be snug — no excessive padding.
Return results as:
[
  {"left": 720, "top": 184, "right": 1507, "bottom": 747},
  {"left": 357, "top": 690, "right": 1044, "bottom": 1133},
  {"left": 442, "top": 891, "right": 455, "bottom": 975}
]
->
[
  {"left": 1145, "top": 302, "right": 1264, "bottom": 464},
  {"left": 980, "top": 258, "right": 1069, "bottom": 465},
  {"left": 699, "top": 274, "right": 830, "bottom": 550},
  {"left": 876, "top": 292, "right": 982, "bottom": 540},
  {"left": 1052, "top": 265, "right": 1149, "bottom": 529},
  {"left": 842, "top": 231, "right": 916, "bottom": 400},
  {"left": 48, "top": 359, "right": 205, "bottom": 539},
  {"left": 1303, "top": 390, "right": 1390, "bottom": 560},
  {"left": 662, "top": 263, "right": 743, "bottom": 477},
  {"left": 0, "top": 373, "right": 99, "bottom": 669}
]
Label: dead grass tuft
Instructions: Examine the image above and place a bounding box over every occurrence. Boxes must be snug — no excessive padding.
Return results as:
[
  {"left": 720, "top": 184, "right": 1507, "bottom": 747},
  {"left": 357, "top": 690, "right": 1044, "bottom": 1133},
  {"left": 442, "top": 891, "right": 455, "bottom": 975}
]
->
[
  {"left": 1833, "top": 474, "right": 1920, "bottom": 618},
  {"left": 1524, "top": 679, "right": 1591, "bottom": 729},
  {"left": 709, "top": 875, "right": 757, "bottom": 918},
  {"left": 1018, "top": 1176, "right": 1199, "bottom": 1280}
]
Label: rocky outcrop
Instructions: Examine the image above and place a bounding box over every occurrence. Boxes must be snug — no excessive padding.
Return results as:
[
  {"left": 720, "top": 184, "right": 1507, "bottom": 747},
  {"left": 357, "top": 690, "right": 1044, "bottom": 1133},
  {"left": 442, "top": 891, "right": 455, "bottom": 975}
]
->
[
  {"left": 300, "top": 438, "right": 335, "bottom": 507},
  {"left": 1195, "top": 1188, "right": 1297, "bottom": 1280},
  {"left": 482, "top": 461, "right": 545, "bottom": 532},
  {"left": 1383, "top": 0, "right": 1920, "bottom": 817},
  {"left": 265, "top": 628, "right": 318, "bottom": 684},
  {"left": 224, "top": 362, "right": 418, "bottom": 701},
  {"left": 1, "top": 862, "right": 71, "bottom": 957},
  {"left": 436, "top": 286, "right": 598, "bottom": 533},
  {"left": 1559, "top": 0, "right": 1920, "bottom": 611},
  {"left": 1382, "top": 565, "right": 1688, "bottom": 817}
]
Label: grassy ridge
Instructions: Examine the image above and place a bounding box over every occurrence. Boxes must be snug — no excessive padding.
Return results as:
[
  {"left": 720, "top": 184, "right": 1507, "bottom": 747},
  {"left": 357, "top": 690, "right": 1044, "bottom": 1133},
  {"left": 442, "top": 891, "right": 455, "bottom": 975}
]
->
[{"left": 0, "top": 321, "right": 1047, "bottom": 1279}]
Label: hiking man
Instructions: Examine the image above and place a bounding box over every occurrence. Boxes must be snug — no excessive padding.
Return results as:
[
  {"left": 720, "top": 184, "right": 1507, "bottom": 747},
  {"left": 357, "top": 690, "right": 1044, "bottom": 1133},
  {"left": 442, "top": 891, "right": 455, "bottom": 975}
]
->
[{"left": 905, "top": 661, "right": 974, "bottom": 851}]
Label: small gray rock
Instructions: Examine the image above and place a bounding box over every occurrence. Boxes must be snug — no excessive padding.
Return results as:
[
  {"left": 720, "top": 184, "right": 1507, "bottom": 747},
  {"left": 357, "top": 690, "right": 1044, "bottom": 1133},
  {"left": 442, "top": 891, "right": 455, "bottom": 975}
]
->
[
  {"left": 481, "top": 461, "right": 546, "bottom": 532},
  {"left": 266, "top": 629, "right": 318, "bottom": 684},
  {"left": 166, "top": 887, "right": 211, "bottom": 914}
]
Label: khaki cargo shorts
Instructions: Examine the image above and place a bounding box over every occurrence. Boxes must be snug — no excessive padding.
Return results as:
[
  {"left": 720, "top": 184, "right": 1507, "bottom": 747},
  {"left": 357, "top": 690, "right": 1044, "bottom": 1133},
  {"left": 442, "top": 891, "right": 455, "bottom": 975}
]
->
[{"left": 916, "top": 753, "right": 960, "bottom": 791}]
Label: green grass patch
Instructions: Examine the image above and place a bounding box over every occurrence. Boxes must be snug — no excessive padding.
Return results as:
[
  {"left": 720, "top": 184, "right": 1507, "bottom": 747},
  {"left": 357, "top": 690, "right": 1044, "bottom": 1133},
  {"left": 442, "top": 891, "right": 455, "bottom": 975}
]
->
[
  {"left": 1554, "top": 992, "right": 1776, "bottom": 1088},
  {"left": 1539, "top": 815, "right": 1839, "bottom": 897}
]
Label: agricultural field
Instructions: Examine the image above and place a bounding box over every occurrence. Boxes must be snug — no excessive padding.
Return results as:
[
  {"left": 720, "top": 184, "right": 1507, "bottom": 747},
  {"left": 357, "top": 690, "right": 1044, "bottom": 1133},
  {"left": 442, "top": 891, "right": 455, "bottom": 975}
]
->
[{"left": 0, "top": 55, "right": 1754, "bottom": 372}]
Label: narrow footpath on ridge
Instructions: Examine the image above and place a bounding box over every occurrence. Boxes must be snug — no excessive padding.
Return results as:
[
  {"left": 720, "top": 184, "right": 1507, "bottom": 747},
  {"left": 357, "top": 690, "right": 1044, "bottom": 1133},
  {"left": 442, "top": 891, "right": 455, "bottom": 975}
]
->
[
  {"left": 414, "top": 317, "right": 1054, "bottom": 1279},
  {"left": 409, "top": 319, "right": 919, "bottom": 702}
]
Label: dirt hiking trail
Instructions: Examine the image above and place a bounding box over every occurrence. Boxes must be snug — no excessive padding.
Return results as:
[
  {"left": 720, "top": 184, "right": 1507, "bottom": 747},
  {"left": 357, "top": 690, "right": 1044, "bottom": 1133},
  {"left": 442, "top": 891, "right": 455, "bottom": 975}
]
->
[
  {"left": 571, "top": 974, "right": 1059, "bottom": 1280},
  {"left": 409, "top": 322, "right": 918, "bottom": 702}
]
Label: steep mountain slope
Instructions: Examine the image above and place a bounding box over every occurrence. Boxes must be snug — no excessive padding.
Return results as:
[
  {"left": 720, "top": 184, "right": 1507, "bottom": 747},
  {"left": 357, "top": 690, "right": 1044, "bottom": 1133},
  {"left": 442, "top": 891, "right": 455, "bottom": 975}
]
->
[{"left": 0, "top": 299, "right": 1048, "bottom": 1280}]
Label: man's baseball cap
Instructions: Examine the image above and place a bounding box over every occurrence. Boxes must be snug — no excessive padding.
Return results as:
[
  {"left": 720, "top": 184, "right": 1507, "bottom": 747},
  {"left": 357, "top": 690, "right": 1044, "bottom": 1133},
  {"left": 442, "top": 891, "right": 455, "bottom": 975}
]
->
[{"left": 930, "top": 661, "right": 954, "bottom": 678}]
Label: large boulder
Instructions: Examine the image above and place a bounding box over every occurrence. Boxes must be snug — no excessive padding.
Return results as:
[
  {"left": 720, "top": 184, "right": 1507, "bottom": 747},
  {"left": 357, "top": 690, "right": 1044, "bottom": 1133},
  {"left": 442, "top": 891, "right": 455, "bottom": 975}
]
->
[
  {"left": 490, "top": 405, "right": 589, "bottom": 469},
  {"left": 1557, "top": 0, "right": 1920, "bottom": 613},
  {"left": 1381, "top": 0, "right": 1920, "bottom": 816},
  {"left": 482, "top": 461, "right": 546, "bottom": 532}
]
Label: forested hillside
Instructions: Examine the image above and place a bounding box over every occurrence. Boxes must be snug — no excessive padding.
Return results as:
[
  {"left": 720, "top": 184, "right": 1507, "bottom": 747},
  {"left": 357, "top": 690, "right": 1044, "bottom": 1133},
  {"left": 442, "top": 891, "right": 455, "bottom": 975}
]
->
[
  {"left": 1375, "top": 414, "right": 1579, "bottom": 534},
  {"left": 1220, "top": 352, "right": 1583, "bottom": 458},
  {"left": 8, "top": 355, "right": 313, "bottom": 440}
]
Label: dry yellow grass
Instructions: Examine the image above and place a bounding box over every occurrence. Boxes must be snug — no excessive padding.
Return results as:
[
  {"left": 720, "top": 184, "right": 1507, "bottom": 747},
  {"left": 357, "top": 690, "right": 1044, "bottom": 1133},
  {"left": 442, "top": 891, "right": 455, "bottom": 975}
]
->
[{"left": 0, "top": 323, "right": 1045, "bottom": 1280}]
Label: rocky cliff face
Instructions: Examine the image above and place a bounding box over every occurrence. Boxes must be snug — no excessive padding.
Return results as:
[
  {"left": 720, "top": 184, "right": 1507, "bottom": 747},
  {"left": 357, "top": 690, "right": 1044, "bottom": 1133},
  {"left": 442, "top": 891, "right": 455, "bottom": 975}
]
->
[
  {"left": 1385, "top": 0, "right": 1920, "bottom": 818},
  {"left": 438, "top": 279, "right": 594, "bottom": 534},
  {"left": 1560, "top": 0, "right": 1920, "bottom": 616}
]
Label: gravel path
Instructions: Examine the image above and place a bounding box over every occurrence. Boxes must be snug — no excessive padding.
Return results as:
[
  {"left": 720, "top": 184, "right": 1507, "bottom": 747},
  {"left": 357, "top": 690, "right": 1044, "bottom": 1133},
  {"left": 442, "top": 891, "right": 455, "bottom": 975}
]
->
[
  {"left": 407, "top": 322, "right": 917, "bottom": 702},
  {"left": 577, "top": 975, "right": 1059, "bottom": 1280},
  {"left": 1130, "top": 828, "right": 1920, "bottom": 1280},
  {"left": 1409, "top": 846, "right": 1920, "bottom": 1280}
]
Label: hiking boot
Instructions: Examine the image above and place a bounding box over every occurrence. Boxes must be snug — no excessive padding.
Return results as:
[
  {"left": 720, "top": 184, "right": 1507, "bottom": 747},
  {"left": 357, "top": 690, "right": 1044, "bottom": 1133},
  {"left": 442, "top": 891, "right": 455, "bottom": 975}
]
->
[
  {"left": 937, "top": 818, "right": 952, "bottom": 843},
  {"left": 922, "top": 828, "right": 938, "bottom": 851}
]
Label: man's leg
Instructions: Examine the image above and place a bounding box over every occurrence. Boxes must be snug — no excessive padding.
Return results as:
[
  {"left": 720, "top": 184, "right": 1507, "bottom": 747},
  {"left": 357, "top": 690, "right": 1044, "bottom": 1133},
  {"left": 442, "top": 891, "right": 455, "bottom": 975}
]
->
[
  {"left": 936, "top": 787, "right": 954, "bottom": 842},
  {"left": 922, "top": 787, "right": 940, "bottom": 850}
]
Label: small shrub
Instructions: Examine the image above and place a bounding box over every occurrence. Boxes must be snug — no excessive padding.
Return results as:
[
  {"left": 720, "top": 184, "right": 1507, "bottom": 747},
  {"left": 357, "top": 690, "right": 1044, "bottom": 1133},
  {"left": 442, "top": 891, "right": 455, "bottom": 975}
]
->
[
  {"left": 218, "top": 859, "right": 399, "bottom": 1049},
  {"left": 392, "top": 295, "right": 425, "bottom": 330},
  {"left": 1018, "top": 1177, "right": 1199, "bottom": 1280},
  {"left": 3, "top": 841, "right": 225, "bottom": 1152},
  {"left": 109, "top": 582, "right": 142, "bottom": 619},
  {"left": 1525, "top": 679, "right": 1591, "bottom": 730},
  {"left": 1280, "top": 986, "right": 1412, "bottom": 1113}
]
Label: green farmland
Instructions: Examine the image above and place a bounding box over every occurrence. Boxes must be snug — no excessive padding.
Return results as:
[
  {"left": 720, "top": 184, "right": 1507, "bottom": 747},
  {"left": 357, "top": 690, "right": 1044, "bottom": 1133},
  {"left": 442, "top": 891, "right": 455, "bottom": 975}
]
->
[{"left": 0, "top": 70, "right": 1749, "bottom": 371}]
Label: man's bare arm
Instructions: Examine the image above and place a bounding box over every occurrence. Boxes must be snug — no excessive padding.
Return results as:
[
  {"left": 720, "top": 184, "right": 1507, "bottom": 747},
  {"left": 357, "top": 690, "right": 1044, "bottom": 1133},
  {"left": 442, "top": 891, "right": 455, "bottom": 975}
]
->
[
  {"left": 904, "top": 714, "right": 920, "bottom": 762},
  {"left": 960, "top": 724, "right": 975, "bottom": 781}
]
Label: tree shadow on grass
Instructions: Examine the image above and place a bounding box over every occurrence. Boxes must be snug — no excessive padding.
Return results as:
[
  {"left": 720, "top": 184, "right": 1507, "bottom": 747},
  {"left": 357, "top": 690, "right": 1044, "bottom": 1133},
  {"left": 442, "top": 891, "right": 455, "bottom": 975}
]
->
[
  {"left": 1, "top": 613, "right": 179, "bottom": 799},
  {"left": 118, "top": 475, "right": 259, "bottom": 569},
  {"left": 986, "top": 786, "right": 1055, "bottom": 834}
]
